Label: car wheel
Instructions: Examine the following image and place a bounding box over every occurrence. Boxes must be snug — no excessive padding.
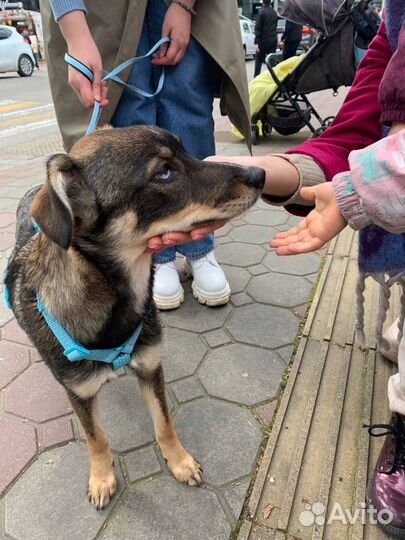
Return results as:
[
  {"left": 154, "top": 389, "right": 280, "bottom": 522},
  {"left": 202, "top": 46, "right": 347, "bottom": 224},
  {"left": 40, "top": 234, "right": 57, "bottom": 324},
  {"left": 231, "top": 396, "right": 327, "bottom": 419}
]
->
[{"left": 18, "top": 54, "right": 34, "bottom": 77}]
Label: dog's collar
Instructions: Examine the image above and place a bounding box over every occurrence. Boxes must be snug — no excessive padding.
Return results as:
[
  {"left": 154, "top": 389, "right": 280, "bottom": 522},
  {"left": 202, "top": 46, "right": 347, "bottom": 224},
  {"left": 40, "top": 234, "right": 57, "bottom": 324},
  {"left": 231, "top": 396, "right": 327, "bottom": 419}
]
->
[{"left": 36, "top": 295, "right": 143, "bottom": 371}]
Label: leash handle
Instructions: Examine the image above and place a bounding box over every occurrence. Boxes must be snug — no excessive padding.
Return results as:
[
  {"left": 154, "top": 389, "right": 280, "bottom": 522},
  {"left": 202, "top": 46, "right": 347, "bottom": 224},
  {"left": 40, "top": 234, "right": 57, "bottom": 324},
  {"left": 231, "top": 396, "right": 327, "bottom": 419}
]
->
[{"left": 64, "top": 36, "right": 170, "bottom": 136}]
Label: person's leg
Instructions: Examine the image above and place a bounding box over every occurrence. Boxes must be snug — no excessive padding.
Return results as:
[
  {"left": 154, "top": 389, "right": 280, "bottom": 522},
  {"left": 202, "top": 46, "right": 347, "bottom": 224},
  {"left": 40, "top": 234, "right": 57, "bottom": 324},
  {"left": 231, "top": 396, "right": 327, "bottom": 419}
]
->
[
  {"left": 254, "top": 49, "right": 264, "bottom": 77},
  {"left": 149, "top": 0, "right": 230, "bottom": 307},
  {"left": 368, "top": 317, "right": 405, "bottom": 537}
]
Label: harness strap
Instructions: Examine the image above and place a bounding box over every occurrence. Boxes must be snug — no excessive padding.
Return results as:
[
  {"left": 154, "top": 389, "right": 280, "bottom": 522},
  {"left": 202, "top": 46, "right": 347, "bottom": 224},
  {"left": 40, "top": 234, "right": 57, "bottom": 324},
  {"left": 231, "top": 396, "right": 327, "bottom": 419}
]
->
[
  {"left": 37, "top": 295, "right": 143, "bottom": 370},
  {"left": 64, "top": 36, "right": 170, "bottom": 136}
]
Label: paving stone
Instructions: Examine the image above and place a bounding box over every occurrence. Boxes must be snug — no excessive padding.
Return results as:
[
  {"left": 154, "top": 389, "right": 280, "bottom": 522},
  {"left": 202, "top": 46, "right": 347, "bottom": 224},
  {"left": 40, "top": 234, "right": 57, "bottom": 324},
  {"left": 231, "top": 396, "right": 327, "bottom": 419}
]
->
[
  {"left": 226, "top": 304, "right": 300, "bottom": 349},
  {"left": 5, "top": 444, "right": 121, "bottom": 540},
  {"left": 203, "top": 329, "right": 231, "bottom": 348},
  {"left": 0, "top": 232, "right": 14, "bottom": 251},
  {"left": 200, "top": 344, "right": 284, "bottom": 405},
  {"left": 224, "top": 481, "right": 249, "bottom": 520},
  {"left": 0, "top": 213, "right": 15, "bottom": 229},
  {"left": 161, "top": 328, "right": 207, "bottom": 382},
  {"left": 38, "top": 417, "right": 74, "bottom": 450},
  {"left": 161, "top": 294, "right": 231, "bottom": 333},
  {"left": 174, "top": 399, "right": 262, "bottom": 485},
  {"left": 247, "top": 273, "right": 313, "bottom": 307},
  {"left": 255, "top": 401, "right": 277, "bottom": 427},
  {"left": 245, "top": 209, "right": 288, "bottom": 227},
  {"left": 5, "top": 363, "right": 72, "bottom": 423},
  {"left": 170, "top": 377, "right": 204, "bottom": 403},
  {"left": 222, "top": 264, "right": 251, "bottom": 293},
  {"left": 0, "top": 298, "right": 15, "bottom": 328},
  {"left": 306, "top": 272, "right": 320, "bottom": 284},
  {"left": 215, "top": 243, "right": 265, "bottom": 267},
  {"left": 248, "top": 263, "right": 268, "bottom": 276},
  {"left": 231, "top": 292, "right": 252, "bottom": 307},
  {"left": 100, "top": 476, "right": 230, "bottom": 540},
  {"left": 263, "top": 251, "right": 321, "bottom": 276},
  {"left": 0, "top": 416, "right": 37, "bottom": 495},
  {"left": 276, "top": 345, "right": 294, "bottom": 365},
  {"left": 230, "top": 225, "right": 276, "bottom": 245},
  {"left": 2, "top": 319, "right": 32, "bottom": 347},
  {"left": 124, "top": 445, "right": 161, "bottom": 482},
  {"left": 294, "top": 303, "right": 308, "bottom": 319},
  {"left": 87, "top": 376, "right": 157, "bottom": 452},
  {"left": 215, "top": 222, "right": 233, "bottom": 238},
  {"left": 29, "top": 347, "right": 43, "bottom": 362},
  {"left": 0, "top": 341, "right": 30, "bottom": 390}
]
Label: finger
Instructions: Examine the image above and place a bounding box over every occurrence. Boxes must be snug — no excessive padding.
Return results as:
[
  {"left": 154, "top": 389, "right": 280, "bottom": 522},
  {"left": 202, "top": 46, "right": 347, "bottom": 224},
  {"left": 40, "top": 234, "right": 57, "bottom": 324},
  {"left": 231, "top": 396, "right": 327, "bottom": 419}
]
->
[
  {"left": 92, "top": 69, "right": 102, "bottom": 102},
  {"left": 162, "top": 232, "right": 192, "bottom": 245},
  {"left": 191, "top": 221, "right": 226, "bottom": 239},
  {"left": 275, "top": 237, "right": 323, "bottom": 255},
  {"left": 154, "top": 41, "right": 182, "bottom": 65},
  {"left": 300, "top": 186, "right": 317, "bottom": 202}
]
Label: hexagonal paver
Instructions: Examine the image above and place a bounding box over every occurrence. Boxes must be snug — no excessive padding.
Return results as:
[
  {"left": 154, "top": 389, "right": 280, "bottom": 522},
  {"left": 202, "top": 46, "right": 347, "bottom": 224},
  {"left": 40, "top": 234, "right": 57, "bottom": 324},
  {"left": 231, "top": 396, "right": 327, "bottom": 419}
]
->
[
  {"left": 170, "top": 377, "right": 204, "bottom": 403},
  {"left": 161, "top": 294, "right": 231, "bottom": 333},
  {"left": 247, "top": 273, "right": 312, "bottom": 307},
  {"left": 224, "top": 481, "right": 250, "bottom": 520},
  {"left": 264, "top": 251, "right": 321, "bottom": 276},
  {"left": 90, "top": 376, "right": 156, "bottom": 452},
  {"left": 230, "top": 225, "right": 276, "bottom": 245},
  {"left": 215, "top": 243, "right": 265, "bottom": 267},
  {"left": 161, "top": 328, "right": 207, "bottom": 382},
  {"left": 124, "top": 445, "right": 161, "bottom": 482},
  {"left": 245, "top": 209, "right": 288, "bottom": 227},
  {"left": 38, "top": 417, "right": 74, "bottom": 450},
  {"left": 174, "top": 399, "right": 262, "bottom": 485},
  {"left": 221, "top": 265, "right": 250, "bottom": 293},
  {"left": 100, "top": 477, "right": 230, "bottom": 540},
  {"left": 5, "top": 444, "right": 122, "bottom": 540},
  {"left": 226, "top": 304, "right": 300, "bottom": 349},
  {"left": 5, "top": 362, "right": 72, "bottom": 423},
  {"left": 199, "top": 344, "right": 284, "bottom": 405},
  {"left": 0, "top": 341, "right": 30, "bottom": 390},
  {"left": 2, "top": 319, "right": 32, "bottom": 346},
  {"left": 0, "top": 416, "right": 37, "bottom": 495}
]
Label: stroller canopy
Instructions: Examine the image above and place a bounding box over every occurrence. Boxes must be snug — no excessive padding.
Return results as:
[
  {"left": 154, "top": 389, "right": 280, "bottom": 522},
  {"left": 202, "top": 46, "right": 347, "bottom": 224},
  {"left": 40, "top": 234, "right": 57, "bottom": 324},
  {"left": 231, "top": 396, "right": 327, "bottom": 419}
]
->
[{"left": 281, "top": 0, "right": 356, "bottom": 36}]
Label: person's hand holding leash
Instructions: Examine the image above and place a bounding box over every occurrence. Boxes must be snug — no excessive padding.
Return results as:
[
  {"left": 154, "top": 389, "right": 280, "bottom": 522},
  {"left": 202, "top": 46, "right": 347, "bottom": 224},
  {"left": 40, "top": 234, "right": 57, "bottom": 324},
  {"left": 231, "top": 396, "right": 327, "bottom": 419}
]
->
[
  {"left": 152, "top": 1, "right": 195, "bottom": 66},
  {"left": 59, "top": 11, "right": 108, "bottom": 108},
  {"left": 270, "top": 183, "right": 347, "bottom": 255}
]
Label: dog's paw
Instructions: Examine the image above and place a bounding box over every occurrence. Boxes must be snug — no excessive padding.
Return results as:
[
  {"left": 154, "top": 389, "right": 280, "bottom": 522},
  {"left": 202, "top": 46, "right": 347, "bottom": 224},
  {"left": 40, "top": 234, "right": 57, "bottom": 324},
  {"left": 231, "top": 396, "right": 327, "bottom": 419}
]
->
[
  {"left": 87, "top": 471, "right": 117, "bottom": 510},
  {"left": 168, "top": 453, "right": 202, "bottom": 486}
]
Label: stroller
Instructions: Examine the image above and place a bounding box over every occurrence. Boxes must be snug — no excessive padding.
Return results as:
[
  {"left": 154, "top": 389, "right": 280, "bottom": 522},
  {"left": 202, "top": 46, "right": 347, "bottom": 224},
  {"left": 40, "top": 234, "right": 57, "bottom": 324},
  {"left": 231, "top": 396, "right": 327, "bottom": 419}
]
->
[{"left": 251, "top": 0, "right": 360, "bottom": 145}]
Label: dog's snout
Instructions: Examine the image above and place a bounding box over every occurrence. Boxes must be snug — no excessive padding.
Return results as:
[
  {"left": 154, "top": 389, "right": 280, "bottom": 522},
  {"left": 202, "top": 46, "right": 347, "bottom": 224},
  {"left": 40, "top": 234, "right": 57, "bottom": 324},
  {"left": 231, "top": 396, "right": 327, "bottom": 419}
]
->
[{"left": 245, "top": 167, "right": 265, "bottom": 189}]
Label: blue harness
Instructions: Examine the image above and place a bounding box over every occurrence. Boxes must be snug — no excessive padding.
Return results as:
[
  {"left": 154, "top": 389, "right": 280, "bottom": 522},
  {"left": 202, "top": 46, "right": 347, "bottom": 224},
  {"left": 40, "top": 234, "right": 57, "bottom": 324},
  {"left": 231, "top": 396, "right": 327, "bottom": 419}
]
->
[{"left": 4, "top": 40, "right": 168, "bottom": 369}]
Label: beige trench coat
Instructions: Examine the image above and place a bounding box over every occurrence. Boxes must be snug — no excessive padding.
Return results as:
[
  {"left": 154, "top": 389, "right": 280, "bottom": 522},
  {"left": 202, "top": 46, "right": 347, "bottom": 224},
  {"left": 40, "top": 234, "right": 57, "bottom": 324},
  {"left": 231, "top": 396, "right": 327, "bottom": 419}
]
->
[{"left": 41, "top": 0, "right": 252, "bottom": 151}]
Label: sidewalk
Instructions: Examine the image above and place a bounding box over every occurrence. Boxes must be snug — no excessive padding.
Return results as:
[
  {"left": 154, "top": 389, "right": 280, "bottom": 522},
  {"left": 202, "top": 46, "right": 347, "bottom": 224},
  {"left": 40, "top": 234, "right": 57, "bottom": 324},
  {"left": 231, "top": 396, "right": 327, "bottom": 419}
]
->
[{"left": 0, "top": 86, "right": 388, "bottom": 540}]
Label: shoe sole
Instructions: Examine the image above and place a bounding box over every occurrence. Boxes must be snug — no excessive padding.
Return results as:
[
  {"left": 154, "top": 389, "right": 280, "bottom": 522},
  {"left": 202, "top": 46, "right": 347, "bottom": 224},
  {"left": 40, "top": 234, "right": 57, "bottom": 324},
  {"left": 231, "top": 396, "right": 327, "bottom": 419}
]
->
[
  {"left": 154, "top": 287, "right": 184, "bottom": 311},
  {"left": 367, "top": 473, "right": 405, "bottom": 538},
  {"left": 191, "top": 281, "right": 231, "bottom": 306}
]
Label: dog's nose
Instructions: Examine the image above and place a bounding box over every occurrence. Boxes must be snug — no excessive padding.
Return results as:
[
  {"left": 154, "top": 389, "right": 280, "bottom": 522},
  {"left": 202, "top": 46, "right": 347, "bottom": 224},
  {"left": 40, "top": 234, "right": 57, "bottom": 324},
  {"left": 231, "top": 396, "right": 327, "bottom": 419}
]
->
[{"left": 245, "top": 167, "right": 265, "bottom": 189}]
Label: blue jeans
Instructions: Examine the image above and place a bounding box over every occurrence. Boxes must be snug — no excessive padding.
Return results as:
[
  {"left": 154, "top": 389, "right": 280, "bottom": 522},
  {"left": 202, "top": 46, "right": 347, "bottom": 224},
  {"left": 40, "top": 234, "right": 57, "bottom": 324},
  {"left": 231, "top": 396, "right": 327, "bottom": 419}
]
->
[{"left": 111, "top": 0, "right": 217, "bottom": 263}]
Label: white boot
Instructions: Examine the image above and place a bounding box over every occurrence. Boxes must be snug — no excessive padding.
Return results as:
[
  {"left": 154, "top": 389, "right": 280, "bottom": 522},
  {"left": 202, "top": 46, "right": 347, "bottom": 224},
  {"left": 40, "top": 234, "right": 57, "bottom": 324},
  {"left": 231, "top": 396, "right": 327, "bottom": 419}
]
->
[
  {"left": 153, "top": 261, "right": 184, "bottom": 310},
  {"left": 379, "top": 317, "right": 400, "bottom": 363},
  {"left": 184, "top": 251, "right": 231, "bottom": 306}
]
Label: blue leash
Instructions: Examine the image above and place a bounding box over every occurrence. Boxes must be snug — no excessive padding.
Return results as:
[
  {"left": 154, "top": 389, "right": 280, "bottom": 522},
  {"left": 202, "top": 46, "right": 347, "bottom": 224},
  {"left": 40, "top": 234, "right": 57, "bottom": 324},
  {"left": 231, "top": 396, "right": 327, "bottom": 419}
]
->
[{"left": 64, "top": 36, "right": 170, "bottom": 136}]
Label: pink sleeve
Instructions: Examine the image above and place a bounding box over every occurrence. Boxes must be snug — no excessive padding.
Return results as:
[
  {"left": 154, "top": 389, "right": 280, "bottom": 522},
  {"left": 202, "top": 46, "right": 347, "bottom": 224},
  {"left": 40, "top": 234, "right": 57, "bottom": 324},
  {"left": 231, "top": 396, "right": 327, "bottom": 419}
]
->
[
  {"left": 287, "top": 22, "right": 392, "bottom": 180},
  {"left": 333, "top": 129, "right": 405, "bottom": 233}
]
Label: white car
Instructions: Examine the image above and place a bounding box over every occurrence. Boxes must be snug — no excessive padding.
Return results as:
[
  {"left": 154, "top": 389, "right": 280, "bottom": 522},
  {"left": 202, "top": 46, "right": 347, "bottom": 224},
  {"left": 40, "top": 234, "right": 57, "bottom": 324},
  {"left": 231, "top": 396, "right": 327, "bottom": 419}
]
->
[
  {"left": 0, "top": 25, "right": 35, "bottom": 77},
  {"left": 239, "top": 15, "right": 256, "bottom": 58}
]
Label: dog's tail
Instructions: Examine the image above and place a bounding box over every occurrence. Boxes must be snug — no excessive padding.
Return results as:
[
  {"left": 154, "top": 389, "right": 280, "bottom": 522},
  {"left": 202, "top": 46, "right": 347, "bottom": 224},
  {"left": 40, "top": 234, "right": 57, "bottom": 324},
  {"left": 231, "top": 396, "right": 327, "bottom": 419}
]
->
[{"left": 14, "top": 185, "right": 42, "bottom": 251}]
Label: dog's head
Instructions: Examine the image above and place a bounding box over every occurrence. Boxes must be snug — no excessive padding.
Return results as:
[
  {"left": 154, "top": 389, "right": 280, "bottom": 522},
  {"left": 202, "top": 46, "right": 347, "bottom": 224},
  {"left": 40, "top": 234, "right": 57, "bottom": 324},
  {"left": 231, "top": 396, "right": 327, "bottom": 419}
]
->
[{"left": 31, "top": 126, "right": 264, "bottom": 252}]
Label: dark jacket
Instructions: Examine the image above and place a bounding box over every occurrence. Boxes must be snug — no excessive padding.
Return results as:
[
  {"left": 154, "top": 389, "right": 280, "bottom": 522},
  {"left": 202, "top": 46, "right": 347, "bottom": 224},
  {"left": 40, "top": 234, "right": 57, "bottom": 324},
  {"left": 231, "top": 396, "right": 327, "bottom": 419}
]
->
[
  {"left": 351, "top": 4, "right": 380, "bottom": 49},
  {"left": 281, "top": 20, "right": 302, "bottom": 44},
  {"left": 254, "top": 5, "right": 278, "bottom": 50}
]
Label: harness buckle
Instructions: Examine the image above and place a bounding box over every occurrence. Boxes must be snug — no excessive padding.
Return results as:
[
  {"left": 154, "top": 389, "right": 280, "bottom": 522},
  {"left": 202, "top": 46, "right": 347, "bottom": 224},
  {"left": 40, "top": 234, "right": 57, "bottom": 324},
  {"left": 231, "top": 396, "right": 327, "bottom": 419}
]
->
[{"left": 64, "top": 345, "right": 91, "bottom": 362}]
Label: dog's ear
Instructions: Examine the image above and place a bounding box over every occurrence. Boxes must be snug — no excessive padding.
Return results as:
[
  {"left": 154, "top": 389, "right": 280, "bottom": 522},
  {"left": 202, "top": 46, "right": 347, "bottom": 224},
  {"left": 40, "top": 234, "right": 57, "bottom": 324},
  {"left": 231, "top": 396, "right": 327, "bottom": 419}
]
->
[{"left": 31, "top": 154, "right": 76, "bottom": 249}]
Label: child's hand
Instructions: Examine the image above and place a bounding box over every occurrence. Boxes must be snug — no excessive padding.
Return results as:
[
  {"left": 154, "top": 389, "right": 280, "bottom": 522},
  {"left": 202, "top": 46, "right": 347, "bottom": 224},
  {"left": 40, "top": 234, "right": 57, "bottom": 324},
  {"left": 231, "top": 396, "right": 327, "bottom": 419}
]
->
[{"left": 270, "top": 183, "right": 347, "bottom": 255}]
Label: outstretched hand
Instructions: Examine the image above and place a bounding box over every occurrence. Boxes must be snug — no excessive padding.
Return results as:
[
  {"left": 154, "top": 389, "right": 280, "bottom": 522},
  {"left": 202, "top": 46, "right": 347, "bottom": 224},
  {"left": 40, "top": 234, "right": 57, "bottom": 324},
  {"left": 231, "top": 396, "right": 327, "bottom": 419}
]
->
[{"left": 270, "top": 183, "right": 347, "bottom": 255}]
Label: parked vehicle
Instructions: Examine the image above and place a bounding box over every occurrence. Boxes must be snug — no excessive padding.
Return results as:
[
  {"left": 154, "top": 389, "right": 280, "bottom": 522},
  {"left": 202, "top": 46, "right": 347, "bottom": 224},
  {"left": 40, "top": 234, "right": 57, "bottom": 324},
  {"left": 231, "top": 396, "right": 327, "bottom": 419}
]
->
[
  {"left": 0, "top": 25, "right": 35, "bottom": 77},
  {"left": 239, "top": 15, "right": 256, "bottom": 58},
  {"left": 277, "top": 18, "right": 316, "bottom": 52}
]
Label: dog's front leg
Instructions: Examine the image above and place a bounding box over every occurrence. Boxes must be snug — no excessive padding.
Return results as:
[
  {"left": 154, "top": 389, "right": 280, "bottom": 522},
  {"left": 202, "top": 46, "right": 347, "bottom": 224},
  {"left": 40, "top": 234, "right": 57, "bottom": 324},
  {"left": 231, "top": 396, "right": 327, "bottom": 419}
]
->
[
  {"left": 67, "top": 392, "right": 117, "bottom": 508},
  {"left": 134, "top": 346, "right": 202, "bottom": 486}
]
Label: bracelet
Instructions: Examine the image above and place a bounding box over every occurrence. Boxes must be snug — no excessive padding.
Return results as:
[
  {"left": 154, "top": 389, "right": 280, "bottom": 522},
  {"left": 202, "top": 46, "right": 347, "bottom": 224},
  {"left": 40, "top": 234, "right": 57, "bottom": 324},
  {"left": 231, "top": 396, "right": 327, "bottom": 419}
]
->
[{"left": 172, "top": 0, "right": 196, "bottom": 15}]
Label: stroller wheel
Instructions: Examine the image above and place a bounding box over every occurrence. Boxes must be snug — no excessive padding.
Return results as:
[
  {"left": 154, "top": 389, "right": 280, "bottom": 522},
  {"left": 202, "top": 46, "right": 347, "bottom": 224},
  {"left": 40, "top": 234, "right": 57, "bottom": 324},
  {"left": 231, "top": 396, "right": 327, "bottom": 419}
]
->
[
  {"left": 262, "top": 120, "right": 272, "bottom": 138},
  {"left": 252, "top": 125, "right": 259, "bottom": 145}
]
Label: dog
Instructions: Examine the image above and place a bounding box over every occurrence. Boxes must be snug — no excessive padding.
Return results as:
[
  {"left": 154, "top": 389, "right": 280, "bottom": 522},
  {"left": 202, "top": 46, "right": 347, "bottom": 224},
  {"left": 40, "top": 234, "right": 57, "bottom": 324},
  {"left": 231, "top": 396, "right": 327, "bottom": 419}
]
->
[{"left": 5, "top": 125, "right": 265, "bottom": 509}]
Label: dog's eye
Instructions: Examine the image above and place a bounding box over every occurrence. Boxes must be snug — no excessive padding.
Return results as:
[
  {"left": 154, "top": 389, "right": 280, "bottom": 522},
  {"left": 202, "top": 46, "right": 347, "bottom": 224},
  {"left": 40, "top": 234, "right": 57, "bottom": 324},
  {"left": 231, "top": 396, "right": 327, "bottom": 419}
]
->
[{"left": 156, "top": 165, "right": 173, "bottom": 182}]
